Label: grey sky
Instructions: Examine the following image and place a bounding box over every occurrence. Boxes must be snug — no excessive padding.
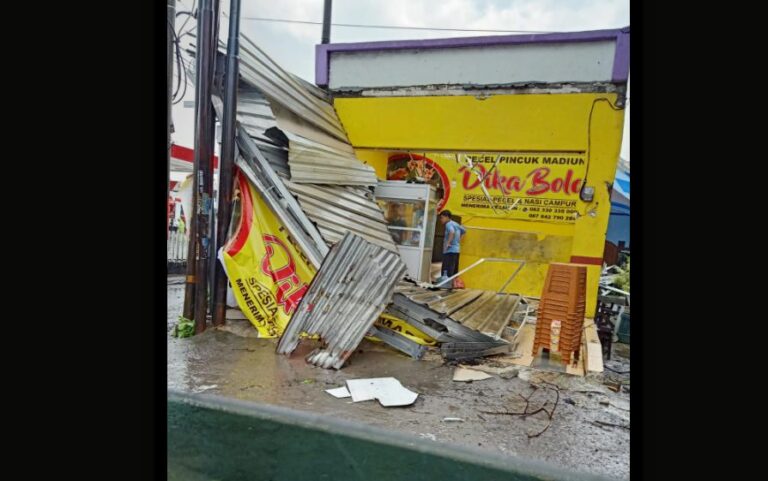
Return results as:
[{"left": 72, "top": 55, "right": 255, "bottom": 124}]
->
[{"left": 173, "top": 0, "right": 629, "bottom": 161}]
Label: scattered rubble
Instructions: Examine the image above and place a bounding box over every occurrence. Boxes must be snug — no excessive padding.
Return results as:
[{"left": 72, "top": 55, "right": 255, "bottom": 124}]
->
[{"left": 453, "top": 367, "right": 494, "bottom": 382}]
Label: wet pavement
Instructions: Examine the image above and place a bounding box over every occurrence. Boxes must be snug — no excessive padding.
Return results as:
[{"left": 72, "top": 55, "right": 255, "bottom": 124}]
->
[{"left": 168, "top": 276, "right": 630, "bottom": 479}]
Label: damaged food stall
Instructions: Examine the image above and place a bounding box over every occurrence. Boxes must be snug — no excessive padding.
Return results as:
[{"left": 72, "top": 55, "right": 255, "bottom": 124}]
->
[
  {"left": 170, "top": 19, "right": 631, "bottom": 480},
  {"left": 317, "top": 27, "right": 630, "bottom": 317},
  {"left": 183, "top": 25, "right": 629, "bottom": 372}
]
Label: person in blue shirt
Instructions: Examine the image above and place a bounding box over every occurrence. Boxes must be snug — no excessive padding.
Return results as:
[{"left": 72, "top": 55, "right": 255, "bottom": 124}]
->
[{"left": 439, "top": 210, "right": 466, "bottom": 280}]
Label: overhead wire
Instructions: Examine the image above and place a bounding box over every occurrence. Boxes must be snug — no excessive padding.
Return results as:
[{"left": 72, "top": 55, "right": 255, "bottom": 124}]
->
[{"left": 239, "top": 16, "right": 561, "bottom": 34}]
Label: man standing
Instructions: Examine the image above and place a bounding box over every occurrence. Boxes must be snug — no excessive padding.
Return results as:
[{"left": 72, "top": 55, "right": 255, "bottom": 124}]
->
[{"left": 439, "top": 210, "right": 466, "bottom": 281}]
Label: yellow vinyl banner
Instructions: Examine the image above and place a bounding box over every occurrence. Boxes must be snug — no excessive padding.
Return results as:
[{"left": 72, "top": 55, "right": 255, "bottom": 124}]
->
[
  {"left": 221, "top": 171, "right": 316, "bottom": 337},
  {"left": 373, "top": 313, "right": 437, "bottom": 346}
]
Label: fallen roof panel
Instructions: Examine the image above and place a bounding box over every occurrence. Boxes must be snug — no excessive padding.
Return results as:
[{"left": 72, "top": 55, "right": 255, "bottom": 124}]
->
[
  {"left": 284, "top": 181, "right": 398, "bottom": 252},
  {"left": 277, "top": 232, "right": 407, "bottom": 369}
]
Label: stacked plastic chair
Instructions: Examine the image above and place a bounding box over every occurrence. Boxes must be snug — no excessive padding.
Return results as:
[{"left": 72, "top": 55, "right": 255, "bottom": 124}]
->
[{"left": 531, "top": 263, "right": 587, "bottom": 366}]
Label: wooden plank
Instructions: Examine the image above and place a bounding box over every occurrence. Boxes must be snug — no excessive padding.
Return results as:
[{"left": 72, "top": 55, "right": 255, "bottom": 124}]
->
[
  {"left": 583, "top": 319, "right": 604, "bottom": 373},
  {"left": 565, "top": 341, "right": 586, "bottom": 377}
]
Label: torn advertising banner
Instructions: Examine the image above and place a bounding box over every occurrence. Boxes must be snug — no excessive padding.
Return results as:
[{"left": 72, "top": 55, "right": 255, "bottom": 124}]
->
[
  {"left": 386, "top": 152, "right": 587, "bottom": 223},
  {"left": 371, "top": 313, "right": 437, "bottom": 347},
  {"left": 221, "top": 171, "right": 316, "bottom": 337}
]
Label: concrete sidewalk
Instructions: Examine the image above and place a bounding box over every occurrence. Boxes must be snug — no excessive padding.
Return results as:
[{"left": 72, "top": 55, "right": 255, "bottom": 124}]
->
[{"left": 167, "top": 276, "right": 630, "bottom": 479}]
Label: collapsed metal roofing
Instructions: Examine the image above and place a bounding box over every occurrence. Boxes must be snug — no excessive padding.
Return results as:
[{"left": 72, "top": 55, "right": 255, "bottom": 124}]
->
[
  {"left": 230, "top": 87, "right": 395, "bottom": 252},
  {"left": 237, "top": 88, "right": 290, "bottom": 178},
  {"left": 236, "top": 35, "right": 349, "bottom": 142},
  {"left": 183, "top": 23, "right": 396, "bottom": 250},
  {"left": 393, "top": 285, "right": 522, "bottom": 339},
  {"left": 212, "top": 30, "right": 397, "bottom": 253},
  {"left": 235, "top": 125, "right": 329, "bottom": 269},
  {"left": 281, "top": 131, "right": 378, "bottom": 187},
  {"left": 394, "top": 283, "right": 524, "bottom": 340},
  {"left": 277, "top": 232, "right": 407, "bottom": 369},
  {"left": 283, "top": 181, "right": 396, "bottom": 251}
]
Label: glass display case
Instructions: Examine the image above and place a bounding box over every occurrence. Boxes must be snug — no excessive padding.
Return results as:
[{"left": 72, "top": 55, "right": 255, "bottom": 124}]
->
[{"left": 375, "top": 181, "right": 437, "bottom": 282}]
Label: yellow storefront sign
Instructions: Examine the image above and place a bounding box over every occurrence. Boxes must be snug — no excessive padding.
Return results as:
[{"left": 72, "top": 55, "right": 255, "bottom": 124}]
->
[{"left": 385, "top": 152, "right": 587, "bottom": 224}]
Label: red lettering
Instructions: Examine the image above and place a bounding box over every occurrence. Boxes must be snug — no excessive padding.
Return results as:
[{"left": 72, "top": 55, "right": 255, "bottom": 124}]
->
[
  {"left": 261, "top": 236, "right": 296, "bottom": 281},
  {"left": 571, "top": 176, "right": 582, "bottom": 193},
  {"left": 459, "top": 166, "right": 482, "bottom": 189},
  {"left": 563, "top": 169, "right": 573, "bottom": 194},
  {"left": 458, "top": 165, "right": 583, "bottom": 200},
  {"left": 275, "top": 280, "right": 307, "bottom": 315},
  {"left": 260, "top": 234, "right": 308, "bottom": 315},
  {"left": 526, "top": 168, "right": 551, "bottom": 195}
]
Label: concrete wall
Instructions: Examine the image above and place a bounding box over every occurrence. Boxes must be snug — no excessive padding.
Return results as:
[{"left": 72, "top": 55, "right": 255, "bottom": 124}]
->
[
  {"left": 342, "top": 92, "right": 626, "bottom": 315},
  {"left": 329, "top": 40, "right": 616, "bottom": 90}
]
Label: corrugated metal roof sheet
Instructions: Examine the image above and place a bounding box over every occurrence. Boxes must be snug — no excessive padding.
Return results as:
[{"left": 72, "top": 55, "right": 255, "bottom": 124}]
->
[
  {"left": 237, "top": 89, "right": 289, "bottom": 177},
  {"left": 277, "top": 232, "right": 407, "bottom": 369},
  {"left": 283, "top": 180, "right": 397, "bottom": 252},
  {"left": 235, "top": 126, "right": 330, "bottom": 268},
  {"left": 451, "top": 292, "right": 521, "bottom": 338},
  {"left": 191, "top": 29, "right": 398, "bottom": 256},
  {"left": 394, "top": 283, "right": 522, "bottom": 340},
  {"left": 236, "top": 35, "right": 349, "bottom": 142},
  {"left": 282, "top": 131, "right": 378, "bottom": 186},
  {"left": 233, "top": 89, "right": 376, "bottom": 186},
  {"left": 232, "top": 33, "right": 381, "bottom": 188},
  {"left": 231, "top": 95, "right": 396, "bottom": 252}
]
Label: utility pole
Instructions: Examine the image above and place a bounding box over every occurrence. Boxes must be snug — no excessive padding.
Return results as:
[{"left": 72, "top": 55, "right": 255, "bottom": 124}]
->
[
  {"left": 212, "top": 0, "right": 242, "bottom": 326},
  {"left": 190, "top": 0, "right": 216, "bottom": 333},
  {"left": 208, "top": 0, "right": 221, "bottom": 321},
  {"left": 321, "top": 0, "right": 332, "bottom": 44},
  {"left": 167, "top": 0, "right": 176, "bottom": 238},
  {"left": 180, "top": 2, "right": 198, "bottom": 320}
]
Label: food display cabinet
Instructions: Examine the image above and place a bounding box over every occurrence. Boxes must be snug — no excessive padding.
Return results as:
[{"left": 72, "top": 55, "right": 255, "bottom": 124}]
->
[{"left": 374, "top": 181, "right": 437, "bottom": 282}]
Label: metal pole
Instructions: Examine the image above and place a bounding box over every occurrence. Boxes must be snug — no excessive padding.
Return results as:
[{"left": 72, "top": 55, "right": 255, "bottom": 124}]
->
[
  {"left": 497, "top": 261, "right": 526, "bottom": 294},
  {"left": 321, "top": 0, "right": 332, "bottom": 44},
  {"left": 206, "top": 0, "right": 221, "bottom": 319},
  {"left": 213, "top": 0, "right": 241, "bottom": 326},
  {"left": 207, "top": 0, "right": 221, "bottom": 319},
  {"left": 192, "top": 0, "right": 216, "bottom": 333},
  {"left": 167, "top": 0, "right": 175, "bottom": 240},
  {"left": 182, "top": 188, "right": 199, "bottom": 319},
  {"left": 207, "top": 120, "right": 217, "bottom": 321},
  {"left": 431, "top": 258, "right": 526, "bottom": 288},
  {"left": 182, "top": 5, "right": 202, "bottom": 320}
]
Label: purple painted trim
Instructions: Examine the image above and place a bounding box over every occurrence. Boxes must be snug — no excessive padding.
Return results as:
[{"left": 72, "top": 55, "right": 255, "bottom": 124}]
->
[
  {"left": 612, "top": 27, "right": 630, "bottom": 82},
  {"left": 316, "top": 26, "right": 630, "bottom": 86},
  {"left": 315, "top": 43, "right": 328, "bottom": 88}
]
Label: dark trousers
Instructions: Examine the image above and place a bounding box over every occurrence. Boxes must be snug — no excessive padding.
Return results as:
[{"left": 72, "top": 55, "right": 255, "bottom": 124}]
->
[{"left": 441, "top": 253, "right": 459, "bottom": 278}]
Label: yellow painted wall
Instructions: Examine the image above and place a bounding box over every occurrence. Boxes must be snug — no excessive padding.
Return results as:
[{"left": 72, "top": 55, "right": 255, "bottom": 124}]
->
[
  {"left": 338, "top": 93, "right": 625, "bottom": 315},
  {"left": 356, "top": 149, "right": 389, "bottom": 179}
]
